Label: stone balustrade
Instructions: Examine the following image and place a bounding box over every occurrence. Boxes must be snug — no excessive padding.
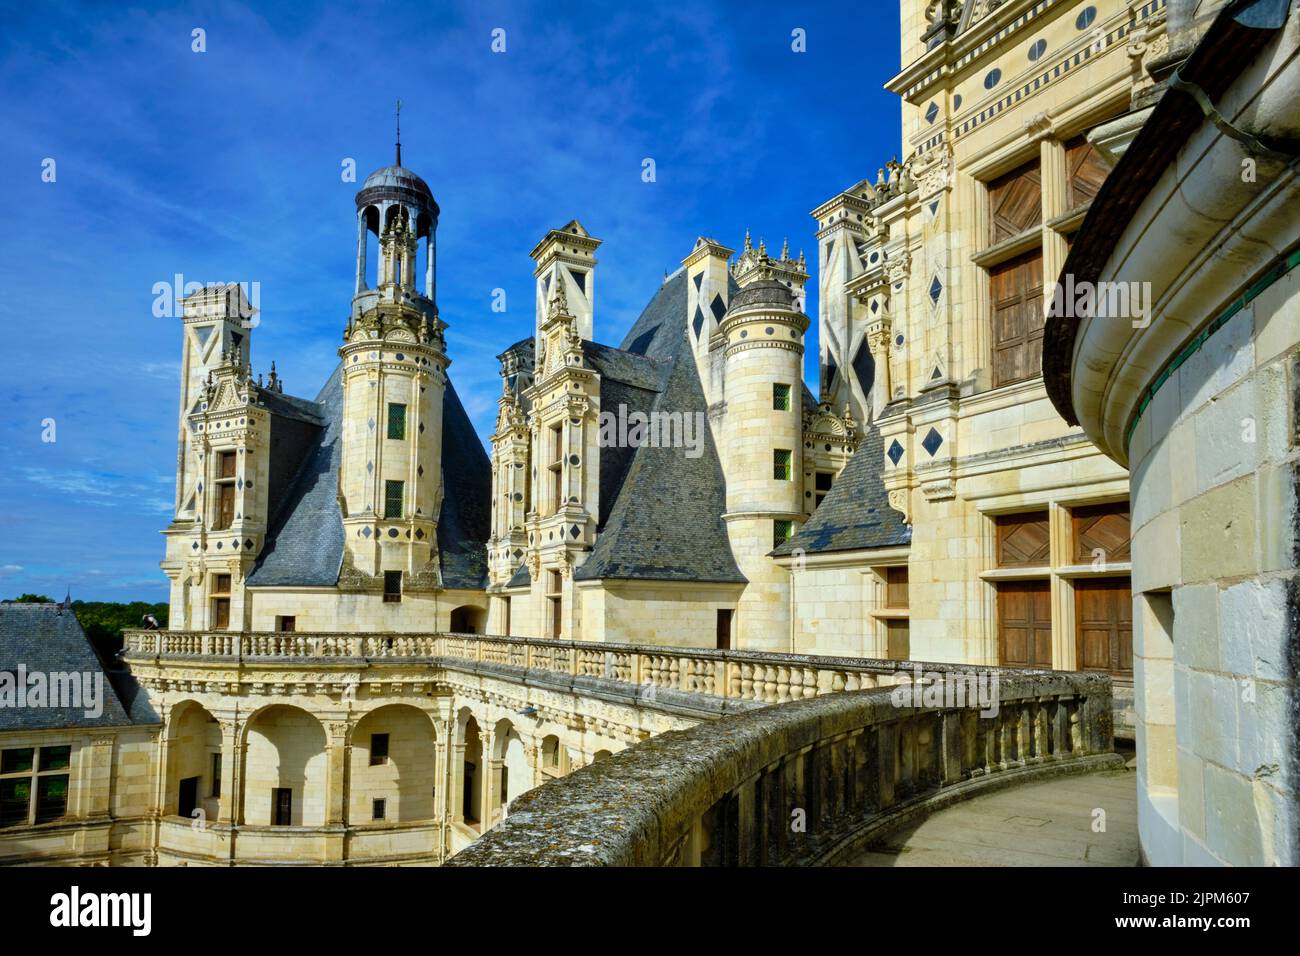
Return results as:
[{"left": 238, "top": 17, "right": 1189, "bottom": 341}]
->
[
  {"left": 124, "top": 630, "right": 932, "bottom": 711},
  {"left": 446, "top": 671, "right": 1121, "bottom": 866}
]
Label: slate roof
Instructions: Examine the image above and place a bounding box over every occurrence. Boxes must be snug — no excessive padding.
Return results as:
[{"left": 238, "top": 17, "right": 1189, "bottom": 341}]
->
[
  {"left": 0, "top": 604, "right": 159, "bottom": 731},
  {"left": 245, "top": 364, "right": 491, "bottom": 590},
  {"left": 245, "top": 366, "right": 345, "bottom": 587},
  {"left": 771, "top": 423, "right": 911, "bottom": 557},
  {"left": 573, "top": 271, "right": 745, "bottom": 584},
  {"left": 435, "top": 381, "right": 492, "bottom": 590}
]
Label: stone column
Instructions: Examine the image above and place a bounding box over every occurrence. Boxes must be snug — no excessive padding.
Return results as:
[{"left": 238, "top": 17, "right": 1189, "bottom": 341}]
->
[
  {"left": 425, "top": 232, "right": 436, "bottom": 300},
  {"left": 1039, "top": 131, "right": 1069, "bottom": 302},
  {"left": 355, "top": 211, "right": 368, "bottom": 294},
  {"left": 865, "top": 318, "right": 892, "bottom": 418},
  {"left": 1048, "top": 501, "right": 1075, "bottom": 671},
  {"left": 324, "top": 719, "right": 352, "bottom": 826},
  {"left": 217, "top": 718, "right": 240, "bottom": 824},
  {"left": 478, "top": 727, "right": 497, "bottom": 827}
]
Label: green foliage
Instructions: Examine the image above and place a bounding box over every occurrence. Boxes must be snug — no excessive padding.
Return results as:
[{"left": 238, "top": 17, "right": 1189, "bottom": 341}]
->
[
  {"left": 70, "top": 601, "right": 169, "bottom": 658},
  {"left": 3, "top": 594, "right": 166, "bottom": 663}
]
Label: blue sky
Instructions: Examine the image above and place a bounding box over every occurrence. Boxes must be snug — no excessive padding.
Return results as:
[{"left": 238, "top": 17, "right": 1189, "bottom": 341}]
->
[{"left": 0, "top": 0, "right": 900, "bottom": 602}]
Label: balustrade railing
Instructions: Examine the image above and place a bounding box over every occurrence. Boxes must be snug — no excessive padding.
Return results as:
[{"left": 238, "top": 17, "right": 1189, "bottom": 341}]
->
[
  {"left": 446, "top": 672, "right": 1121, "bottom": 867},
  {"left": 123, "top": 629, "right": 933, "bottom": 706}
]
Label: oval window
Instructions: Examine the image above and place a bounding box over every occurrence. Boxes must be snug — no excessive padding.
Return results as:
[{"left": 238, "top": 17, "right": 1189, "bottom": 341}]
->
[{"left": 983, "top": 68, "right": 1001, "bottom": 90}]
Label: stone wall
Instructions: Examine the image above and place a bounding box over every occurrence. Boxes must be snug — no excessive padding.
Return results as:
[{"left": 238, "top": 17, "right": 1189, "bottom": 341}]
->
[{"left": 1127, "top": 272, "right": 1299, "bottom": 865}]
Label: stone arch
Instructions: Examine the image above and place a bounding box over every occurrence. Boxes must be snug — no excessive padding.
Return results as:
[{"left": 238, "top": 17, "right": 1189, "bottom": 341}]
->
[
  {"left": 241, "top": 704, "right": 328, "bottom": 827},
  {"left": 449, "top": 604, "right": 485, "bottom": 634},
  {"left": 351, "top": 704, "right": 438, "bottom": 824},
  {"left": 492, "top": 718, "right": 530, "bottom": 815},
  {"left": 165, "top": 699, "right": 222, "bottom": 821},
  {"left": 540, "top": 733, "right": 565, "bottom": 775},
  {"left": 458, "top": 708, "right": 483, "bottom": 827}
]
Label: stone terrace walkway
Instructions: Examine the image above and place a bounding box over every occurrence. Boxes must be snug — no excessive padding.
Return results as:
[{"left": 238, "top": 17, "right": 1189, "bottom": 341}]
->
[{"left": 846, "top": 766, "right": 1138, "bottom": 867}]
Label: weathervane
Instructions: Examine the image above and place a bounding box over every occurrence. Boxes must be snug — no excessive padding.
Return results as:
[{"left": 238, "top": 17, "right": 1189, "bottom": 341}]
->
[{"left": 395, "top": 98, "right": 402, "bottom": 166}]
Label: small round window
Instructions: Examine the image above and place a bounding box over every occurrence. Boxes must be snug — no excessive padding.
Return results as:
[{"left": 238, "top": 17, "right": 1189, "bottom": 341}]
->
[
  {"left": 1027, "top": 39, "right": 1047, "bottom": 61},
  {"left": 983, "top": 68, "right": 1001, "bottom": 90},
  {"left": 1076, "top": 6, "right": 1097, "bottom": 30}
]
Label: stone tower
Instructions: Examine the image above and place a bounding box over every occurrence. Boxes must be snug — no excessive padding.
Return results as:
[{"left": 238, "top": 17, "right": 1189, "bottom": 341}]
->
[
  {"left": 718, "top": 261, "right": 810, "bottom": 651},
  {"left": 338, "top": 155, "right": 449, "bottom": 589},
  {"left": 530, "top": 220, "right": 600, "bottom": 350}
]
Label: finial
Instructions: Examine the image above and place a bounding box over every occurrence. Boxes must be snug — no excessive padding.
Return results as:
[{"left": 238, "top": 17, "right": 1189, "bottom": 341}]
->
[
  {"left": 758, "top": 237, "right": 766, "bottom": 257},
  {"left": 395, "top": 98, "right": 402, "bottom": 166},
  {"left": 781, "top": 238, "right": 790, "bottom": 261},
  {"left": 744, "top": 229, "right": 752, "bottom": 251}
]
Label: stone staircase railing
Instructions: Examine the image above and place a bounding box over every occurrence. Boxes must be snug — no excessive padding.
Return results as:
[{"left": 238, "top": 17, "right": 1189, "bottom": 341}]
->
[
  {"left": 123, "top": 630, "right": 938, "bottom": 708},
  {"left": 446, "top": 671, "right": 1122, "bottom": 866}
]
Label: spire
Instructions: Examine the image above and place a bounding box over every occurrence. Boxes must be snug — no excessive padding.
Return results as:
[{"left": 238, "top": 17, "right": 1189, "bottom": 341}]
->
[{"left": 395, "top": 98, "right": 402, "bottom": 166}]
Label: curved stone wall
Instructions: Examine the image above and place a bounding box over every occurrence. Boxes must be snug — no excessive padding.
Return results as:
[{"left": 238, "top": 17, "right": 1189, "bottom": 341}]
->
[{"left": 448, "top": 671, "right": 1120, "bottom": 866}]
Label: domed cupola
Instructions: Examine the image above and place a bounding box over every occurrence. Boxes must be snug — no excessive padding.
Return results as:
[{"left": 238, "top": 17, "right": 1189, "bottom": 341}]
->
[{"left": 351, "top": 103, "right": 440, "bottom": 315}]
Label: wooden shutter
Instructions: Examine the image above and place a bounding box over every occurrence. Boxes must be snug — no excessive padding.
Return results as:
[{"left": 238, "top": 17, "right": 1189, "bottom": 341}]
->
[
  {"left": 988, "top": 159, "right": 1042, "bottom": 243},
  {"left": 886, "top": 619, "right": 910, "bottom": 661},
  {"left": 217, "top": 484, "right": 236, "bottom": 529},
  {"left": 1066, "top": 135, "right": 1111, "bottom": 209},
  {"left": 213, "top": 598, "right": 230, "bottom": 630},
  {"left": 990, "top": 249, "right": 1045, "bottom": 388},
  {"left": 996, "top": 511, "right": 1051, "bottom": 567},
  {"left": 997, "top": 581, "right": 1052, "bottom": 667},
  {"left": 1072, "top": 502, "right": 1132, "bottom": 563},
  {"left": 1075, "top": 579, "right": 1133, "bottom": 677},
  {"left": 885, "top": 567, "right": 909, "bottom": 607}
]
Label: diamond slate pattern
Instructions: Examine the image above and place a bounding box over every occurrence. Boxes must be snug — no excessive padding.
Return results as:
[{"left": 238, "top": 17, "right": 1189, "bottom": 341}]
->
[
  {"left": 922, "top": 427, "right": 944, "bottom": 456},
  {"left": 887, "top": 439, "right": 904, "bottom": 465}
]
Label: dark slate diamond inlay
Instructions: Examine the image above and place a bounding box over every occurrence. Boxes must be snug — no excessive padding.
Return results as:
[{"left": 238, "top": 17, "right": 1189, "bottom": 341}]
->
[
  {"left": 710, "top": 293, "right": 726, "bottom": 321},
  {"left": 922, "top": 427, "right": 943, "bottom": 456},
  {"left": 925, "top": 101, "right": 939, "bottom": 124},
  {"left": 693, "top": 305, "right": 705, "bottom": 338},
  {"left": 929, "top": 276, "right": 943, "bottom": 304},
  {"left": 887, "top": 439, "right": 904, "bottom": 465},
  {"left": 693, "top": 272, "right": 703, "bottom": 290}
]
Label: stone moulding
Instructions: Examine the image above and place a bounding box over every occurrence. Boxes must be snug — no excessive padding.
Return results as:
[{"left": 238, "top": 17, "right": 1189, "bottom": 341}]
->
[{"left": 446, "top": 672, "right": 1119, "bottom": 867}]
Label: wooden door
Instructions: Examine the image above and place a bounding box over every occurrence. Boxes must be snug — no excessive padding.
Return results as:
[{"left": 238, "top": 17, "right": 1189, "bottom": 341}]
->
[
  {"left": 990, "top": 250, "right": 1045, "bottom": 388},
  {"left": 997, "top": 580, "right": 1052, "bottom": 667},
  {"left": 212, "top": 598, "right": 230, "bottom": 630},
  {"left": 1075, "top": 578, "right": 1133, "bottom": 677}
]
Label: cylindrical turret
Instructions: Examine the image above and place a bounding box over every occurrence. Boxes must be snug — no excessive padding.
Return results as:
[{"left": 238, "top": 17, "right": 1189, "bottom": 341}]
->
[{"left": 718, "top": 278, "right": 810, "bottom": 650}]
